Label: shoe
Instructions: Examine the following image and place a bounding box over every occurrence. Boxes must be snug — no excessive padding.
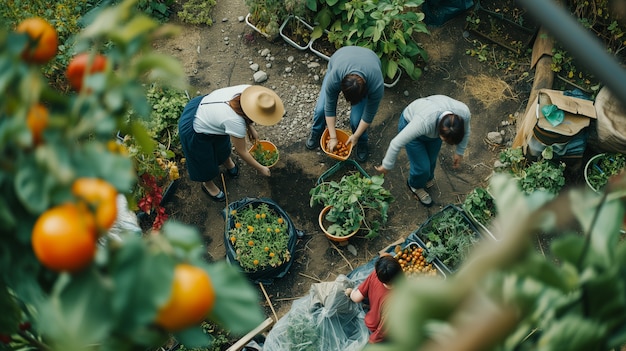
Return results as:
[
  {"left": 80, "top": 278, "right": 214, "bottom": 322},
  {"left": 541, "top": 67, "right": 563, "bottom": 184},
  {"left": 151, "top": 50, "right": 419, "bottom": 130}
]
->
[
  {"left": 306, "top": 131, "right": 321, "bottom": 150},
  {"left": 201, "top": 183, "right": 225, "bottom": 202},
  {"left": 227, "top": 164, "right": 239, "bottom": 179},
  {"left": 355, "top": 142, "right": 368, "bottom": 162},
  {"left": 407, "top": 181, "right": 432, "bottom": 206},
  {"left": 425, "top": 179, "right": 435, "bottom": 189}
]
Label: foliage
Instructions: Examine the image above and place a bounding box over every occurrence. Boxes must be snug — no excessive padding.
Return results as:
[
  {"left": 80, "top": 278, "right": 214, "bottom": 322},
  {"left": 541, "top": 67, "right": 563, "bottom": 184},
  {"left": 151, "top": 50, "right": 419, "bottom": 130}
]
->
[
  {"left": 0, "top": 1, "right": 265, "bottom": 349},
  {"left": 368, "top": 173, "right": 626, "bottom": 351},
  {"left": 310, "top": 173, "right": 394, "bottom": 239},
  {"left": 245, "top": 0, "right": 287, "bottom": 38},
  {"left": 462, "top": 187, "right": 497, "bottom": 228},
  {"left": 177, "top": 0, "right": 217, "bottom": 26},
  {"left": 416, "top": 206, "right": 480, "bottom": 272},
  {"left": 176, "top": 321, "right": 233, "bottom": 351},
  {"left": 586, "top": 152, "right": 626, "bottom": 192},
  {"left": 495, "top": 147, "right": 566, "bottom": 196},
  {"left": 310, "top": 0, "right": 429, "bottom": 81},
  {"left": 228, "top": 203, "right": 290, "bottom": 272},
  {"left": 135, "top": 0, "right": 174, "bottom": 22}
]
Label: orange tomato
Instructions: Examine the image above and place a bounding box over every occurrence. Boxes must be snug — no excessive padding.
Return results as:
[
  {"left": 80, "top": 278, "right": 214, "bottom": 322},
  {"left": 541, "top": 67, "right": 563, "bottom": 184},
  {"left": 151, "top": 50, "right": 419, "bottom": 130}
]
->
[
  {"left": 72, "top": 177, "right": 118, "bottom": 231},
  {"left": 32, "top": 203, "right": 97, "bottom": 272},
  {"left": 66, "top": 53, "right": 108, "bottom": 91},
  {"left": 26, "top": 103, "right": 48, "bottom": 145},
  {"left": 155, "top": 264, "right": 215, "bottom": 331},
  {"left": 16, "top": 17, "right": 58, "bottom": 64}
]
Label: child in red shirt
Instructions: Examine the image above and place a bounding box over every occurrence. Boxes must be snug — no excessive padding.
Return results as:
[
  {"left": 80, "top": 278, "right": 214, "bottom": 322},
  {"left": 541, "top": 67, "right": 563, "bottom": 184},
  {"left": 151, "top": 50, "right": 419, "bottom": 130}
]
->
[{"left": 345, "top": 254, "right": 403, "bottom": 343}]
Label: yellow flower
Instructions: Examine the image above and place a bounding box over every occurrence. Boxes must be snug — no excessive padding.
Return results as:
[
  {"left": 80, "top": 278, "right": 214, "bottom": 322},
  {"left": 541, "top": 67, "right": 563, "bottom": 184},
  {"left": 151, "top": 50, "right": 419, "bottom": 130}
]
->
[
  {"left": 267, "top": 227, "right": 272, "bottom": 233},
  {"left": 277, "top": 218, "right": 284, "bottom": 224},
  {"left": 235, "top": 222, "right": 242, "bottom": 228},
  {"left": 255, "top": 214, "right": 261, "bottom": 219},
  {"left": 247, "top": 225, "right": 254, "bottom": 233},
  {"left": 231, "top": 210, "right": 237, "bottom": 215},
  {"left": 261, "top": 213, "right": 266, "bottom": 219},
  {"left": 269, "top": 252, "right": 275, "bottom": 258},
  {"left": 253, "top": 259, "right": 259, "bottom": 265},
  {"left": 275, "top": 228, "right": 281, "bottom": 233},
  {"left": 264, "top": 246, "right": 269, "bottom": 252},
  {"left": 248, "top": 240, "right": 254, "bottom": 246},
  {"left": 230, "top": 236, "right": 236, "bottom": 244}
]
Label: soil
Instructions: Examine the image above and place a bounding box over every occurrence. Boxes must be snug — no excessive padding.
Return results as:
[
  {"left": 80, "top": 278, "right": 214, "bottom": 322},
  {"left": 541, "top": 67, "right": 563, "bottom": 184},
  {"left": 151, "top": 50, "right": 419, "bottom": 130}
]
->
[{"left": 151, "top": 0, "right": 532, "bottom": 326}]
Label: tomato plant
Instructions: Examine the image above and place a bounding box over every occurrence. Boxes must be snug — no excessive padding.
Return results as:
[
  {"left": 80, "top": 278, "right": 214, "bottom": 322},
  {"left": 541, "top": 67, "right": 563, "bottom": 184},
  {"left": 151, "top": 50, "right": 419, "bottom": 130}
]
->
[
  {"left": 15, "top": 17, "right": 58, "bottom": 64},
  {"left": 65, "top": 52, "right": 108, "bottom": 91},
  {"left": 0, "top": 1, "right": 264, "bottom": 349}
]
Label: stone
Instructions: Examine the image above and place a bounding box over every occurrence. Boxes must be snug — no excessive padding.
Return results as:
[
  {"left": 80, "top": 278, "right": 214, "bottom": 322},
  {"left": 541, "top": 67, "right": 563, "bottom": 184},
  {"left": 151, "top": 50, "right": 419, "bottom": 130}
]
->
[
  {"left": 487, "top": 131, "right": 503, "bottom": 144},
  {"left": 249, "top": 63, "right": 259, "bottom": 71},
  {"left": 253, "top": 71, "right": 268, "bottom": 83}
]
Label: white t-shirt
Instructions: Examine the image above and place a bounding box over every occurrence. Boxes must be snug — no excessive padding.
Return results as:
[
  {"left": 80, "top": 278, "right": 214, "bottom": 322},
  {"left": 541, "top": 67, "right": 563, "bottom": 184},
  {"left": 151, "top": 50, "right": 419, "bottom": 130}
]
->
[{"left": 192, "top": 84, "right": 250, "bottom": 138}]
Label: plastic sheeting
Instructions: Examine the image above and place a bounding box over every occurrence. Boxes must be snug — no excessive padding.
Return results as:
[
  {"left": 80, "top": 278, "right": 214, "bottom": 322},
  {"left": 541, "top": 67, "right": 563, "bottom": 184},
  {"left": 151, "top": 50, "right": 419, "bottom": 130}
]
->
[
  {"left": 263, "top": 275, "right": 369, "bottom": 351},
  {"left": 422, "top": 0, "right": 474, "bottom": 26}
]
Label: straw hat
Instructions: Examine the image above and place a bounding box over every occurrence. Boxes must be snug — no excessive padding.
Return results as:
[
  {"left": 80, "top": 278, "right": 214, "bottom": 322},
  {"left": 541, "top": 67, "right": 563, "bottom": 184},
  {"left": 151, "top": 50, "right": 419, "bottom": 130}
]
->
[{"left": 240, "top": 86, "right": 285, "bottom": 126}]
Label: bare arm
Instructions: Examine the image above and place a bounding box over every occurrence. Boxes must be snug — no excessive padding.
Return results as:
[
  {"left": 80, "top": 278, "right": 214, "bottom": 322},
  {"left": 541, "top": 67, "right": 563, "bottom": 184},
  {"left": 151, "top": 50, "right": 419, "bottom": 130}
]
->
[{"left": 231, "top": 136, "right": 270, "bottom": 176}]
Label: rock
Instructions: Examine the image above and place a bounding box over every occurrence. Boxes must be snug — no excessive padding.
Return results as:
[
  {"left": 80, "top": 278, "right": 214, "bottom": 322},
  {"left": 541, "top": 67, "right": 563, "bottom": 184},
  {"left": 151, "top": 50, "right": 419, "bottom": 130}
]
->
[
  {"left": 260, "top": 48, "right": 271, "bottom": 57},
  {"left": 250, "top": 63, "right": 259, "bottom": 72},
  {"left": 266, "top": 63, "right": 272, "bottom": 68},
  {"left": 287, "top": 56, "right": 295, "bottom": 63},
  {"left": 253, "top": 71, "right": 268, "bottom": 83},
  {"left": 347, "top": 244, "right": 357, "bottom": 256},
  {"left": 404, "top": 90, "right": 410, "bottom": 97},
  {"left": 285, "top": 67, "right": 292, "bottom": 73},
  {"left": 222, "top": 17, "right": 228, "bottom": 22},
  {"left": 487, "top": 131, "right": 503, "bottom": 144},
  {"left": 238, "top": 16, "right": 245, "bottom": 22},
  {"left": 307, "top": 62, "right": 320, "bottom": 69}
]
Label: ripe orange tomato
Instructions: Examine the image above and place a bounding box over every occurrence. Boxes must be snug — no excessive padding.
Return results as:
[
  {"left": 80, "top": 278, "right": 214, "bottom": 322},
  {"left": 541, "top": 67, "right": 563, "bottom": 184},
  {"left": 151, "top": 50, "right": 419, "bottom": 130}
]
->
[
  {"left": 16, "top": 17, "right": 58, "bottom": 64},
  {"left": 26, "top": 103, "right": 49, "bottom": 145},
  {"left": 66, "top": 53, "right": 108, "bottom": 91},
  {"left": 155, "top": 264, "right": 216, "bottom": 331},
  {"left": 32, "top": 203, "right": 97, "bottom": 272},
  {"left": 72, "top": 177, "right": 118, "bottom": 231}
]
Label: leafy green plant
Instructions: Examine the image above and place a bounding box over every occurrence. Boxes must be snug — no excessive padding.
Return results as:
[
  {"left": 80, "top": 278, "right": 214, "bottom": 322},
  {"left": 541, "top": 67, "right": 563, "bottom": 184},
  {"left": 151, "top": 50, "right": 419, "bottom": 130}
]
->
[
  {"left": 309, "top": 173, "right": 394, "bottom": 239},
  {"left": 176, "top": 321, "right": 233, "bottom": 351},
  {"left": 310, "top": 0, "right": 429, "bottom": 81},
  {"left": 586, "top": 152, "right": 626, "bottom": 192},
  {"left": 495, "top": 146, "right": 566, "bottom": 195},
  {"left": 177, "top": 0, "right": 217, "bottom": 26},
  {"left": 245, "top": 0, "right": 287, "bottom": 38},
  {"left": 228, "top": 203, "right": 291, "bottom": 272},
  {"left": 462, "top": 187, "right": 497, "bottom": 228},
  {"left": 417, "top": 206, "right": 480, "bottom": 271}
]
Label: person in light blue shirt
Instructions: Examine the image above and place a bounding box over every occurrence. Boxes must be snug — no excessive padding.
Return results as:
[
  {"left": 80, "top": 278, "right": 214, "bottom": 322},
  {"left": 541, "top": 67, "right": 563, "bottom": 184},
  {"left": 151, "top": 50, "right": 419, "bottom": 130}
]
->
[
  {"left": 375, "top": 95, "right": 471, "bottom": 206},
  {"left": 305, "top": 46, "right": 385, "bottom": 162}
]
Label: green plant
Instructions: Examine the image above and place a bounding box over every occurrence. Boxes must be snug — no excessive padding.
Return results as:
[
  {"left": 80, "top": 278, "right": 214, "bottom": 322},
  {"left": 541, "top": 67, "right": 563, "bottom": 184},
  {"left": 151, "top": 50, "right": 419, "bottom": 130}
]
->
[
  {"left": 462, "top": 187, "right": 497, "bottom": 228},
  {"left": 176, "top": 321, "right": 233, "bottom": 351},
  {"left": 417, "top": 206, "right": 480, "bottom": 271},
  {"left": 245, "top": 0, "right": 287, "bottom": 38},
  {"left": 586, "top": 152, "right": 626, "bottom": 192},
  {"left": 0, "top": 2, "right": 265, "bottom": 349},
  {"left": 228, "top": 203, "right": 291, "bottom": 272},
  {"left": 311, "top": 0, "right": 429, "bottom": 81},
  {"left": 177, "top": 0, "right": 217, "bottom": 26},
  {"left": 250, "top": 143, "right": 279, "bottom": 166},
  {"left": 495, "top": 147, "right": 566, "bottom": 196},
  {"left": 309, "top": 173, "right": 394, "bottom": 239}
]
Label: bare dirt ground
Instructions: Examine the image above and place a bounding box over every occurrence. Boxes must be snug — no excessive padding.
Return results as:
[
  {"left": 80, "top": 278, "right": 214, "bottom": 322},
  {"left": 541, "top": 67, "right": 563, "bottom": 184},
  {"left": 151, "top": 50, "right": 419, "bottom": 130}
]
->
[{"left": 152, "top": 0, "right": 530, "bottom": 322}]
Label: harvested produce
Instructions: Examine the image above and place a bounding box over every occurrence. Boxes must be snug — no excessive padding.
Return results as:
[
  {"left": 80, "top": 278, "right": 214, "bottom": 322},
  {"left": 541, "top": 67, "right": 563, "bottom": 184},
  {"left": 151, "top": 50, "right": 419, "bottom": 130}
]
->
[{"left": 394, "top": 243, "right": 439, "bottom": 277}]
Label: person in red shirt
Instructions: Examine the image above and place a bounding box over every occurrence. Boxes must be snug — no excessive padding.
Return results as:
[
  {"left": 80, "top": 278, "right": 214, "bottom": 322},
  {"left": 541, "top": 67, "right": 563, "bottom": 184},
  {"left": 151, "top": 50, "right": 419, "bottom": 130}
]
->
[{"left": 345, "top": 254, "right": 403, "bottom": 343}]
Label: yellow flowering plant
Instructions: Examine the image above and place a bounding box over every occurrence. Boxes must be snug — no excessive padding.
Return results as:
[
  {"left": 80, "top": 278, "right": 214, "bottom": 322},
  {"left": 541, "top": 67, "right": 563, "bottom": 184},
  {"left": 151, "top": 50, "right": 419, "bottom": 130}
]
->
[{"left": 228, "top": 203, "right": 291, "bottom": 272}]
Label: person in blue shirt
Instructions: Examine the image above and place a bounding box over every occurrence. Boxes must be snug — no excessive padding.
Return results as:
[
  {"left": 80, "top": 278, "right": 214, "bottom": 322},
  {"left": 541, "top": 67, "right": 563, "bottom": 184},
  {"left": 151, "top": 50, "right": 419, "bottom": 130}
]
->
[
  {"left": 306, "top": 46, "right": 385, "bottom": 162},
  {"left": 375, "top": 95, "right": 471, "bottom": 206}
]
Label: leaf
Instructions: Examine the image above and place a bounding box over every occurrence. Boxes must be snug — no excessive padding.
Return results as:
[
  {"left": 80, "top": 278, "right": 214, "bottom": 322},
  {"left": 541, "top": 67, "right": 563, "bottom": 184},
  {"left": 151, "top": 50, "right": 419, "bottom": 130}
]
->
[{"left": 162, "top": 220, "right": 203, "bottom": 252}]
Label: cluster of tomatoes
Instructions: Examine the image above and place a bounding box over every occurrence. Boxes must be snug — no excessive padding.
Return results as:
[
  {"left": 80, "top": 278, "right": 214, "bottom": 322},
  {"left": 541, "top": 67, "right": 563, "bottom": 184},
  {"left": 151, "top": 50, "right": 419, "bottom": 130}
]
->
[
  {"left": 17, "top": 17, "right": 214, "bottom": 332},
  {"left": 324, "top": 138, "right": 351, "bottom": 158},
  {"left": 394, "top": 244, "right": 439, "bottom": 277}
]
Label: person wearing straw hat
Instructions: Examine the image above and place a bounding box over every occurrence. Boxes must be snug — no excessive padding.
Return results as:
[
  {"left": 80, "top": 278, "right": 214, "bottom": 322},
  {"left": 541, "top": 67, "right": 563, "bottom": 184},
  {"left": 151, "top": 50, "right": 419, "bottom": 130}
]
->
[
  {"left": 305, "top": 46, "right": 385, "bottom": 162},
  {"left": 375, "top": 95, "right": 471, "bottom": 206},
  {"left": 178, "top": 85, "right": 285, "bottom": 202}
]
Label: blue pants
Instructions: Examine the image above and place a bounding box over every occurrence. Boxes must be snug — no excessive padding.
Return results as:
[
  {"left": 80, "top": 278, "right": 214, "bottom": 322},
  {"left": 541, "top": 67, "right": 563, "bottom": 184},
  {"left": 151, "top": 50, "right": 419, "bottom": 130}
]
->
[
  {"left": 399, "top": 113, "right": 442, "bottom": 189},
  {"left": 311, "top": 74, "right": 369, "bottom": 145}
]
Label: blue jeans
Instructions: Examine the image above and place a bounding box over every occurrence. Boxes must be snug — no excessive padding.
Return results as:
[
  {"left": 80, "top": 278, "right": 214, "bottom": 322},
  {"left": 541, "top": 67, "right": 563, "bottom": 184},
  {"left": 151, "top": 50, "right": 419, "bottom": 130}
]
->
[
  {"left": 399, "top": 113, "right": 442, "bottom": 189},
  {"left": 311, "top": 74, "right": 369, "bottom": 145}
]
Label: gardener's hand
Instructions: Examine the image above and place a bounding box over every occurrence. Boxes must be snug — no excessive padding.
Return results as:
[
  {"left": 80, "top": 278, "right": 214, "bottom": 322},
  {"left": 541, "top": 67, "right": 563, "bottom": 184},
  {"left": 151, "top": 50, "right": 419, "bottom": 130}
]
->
[
  {"left": 346, "top": 134, "right": 358, "bottom": 149},
  {"left": 453, "top": 154, "right": 463, "bottom": 169},
  {"left": 259, "top": 166, "right": 271, "bottom": 177},
  {"left": 375, "top": 165, "right": 388, "bottom": 174},
  {"left": 345, "top": 288, "right": 353, "bottom": 298},
  {"left": 327, "top": 137, "right": 338, "bottom": 152}
]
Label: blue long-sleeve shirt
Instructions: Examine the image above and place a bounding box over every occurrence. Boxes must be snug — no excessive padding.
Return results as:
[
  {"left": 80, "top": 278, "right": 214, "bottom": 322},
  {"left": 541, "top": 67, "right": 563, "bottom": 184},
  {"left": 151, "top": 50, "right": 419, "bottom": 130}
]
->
[
  {"left": 324, "top": 46, "right": 384, "bottom": 123},
  {"left": 381, "top": 95, "right": 471, "bottom": 170}
]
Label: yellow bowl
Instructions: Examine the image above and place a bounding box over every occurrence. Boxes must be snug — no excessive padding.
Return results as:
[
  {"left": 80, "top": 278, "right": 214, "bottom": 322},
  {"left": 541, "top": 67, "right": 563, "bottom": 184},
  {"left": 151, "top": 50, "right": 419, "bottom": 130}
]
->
[
  {"left": 248, "top": 140, "right": 279, "bottom": 168},
  {"left": 321, "top": 128, "right": 352, "bottom": 161}
]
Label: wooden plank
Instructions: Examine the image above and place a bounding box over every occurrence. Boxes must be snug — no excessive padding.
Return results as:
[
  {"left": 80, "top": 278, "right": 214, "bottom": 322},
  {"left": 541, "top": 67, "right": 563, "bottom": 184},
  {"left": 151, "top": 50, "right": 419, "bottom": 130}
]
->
[{"left": 225, "top": 317, "right": 274, "bottom": 351}]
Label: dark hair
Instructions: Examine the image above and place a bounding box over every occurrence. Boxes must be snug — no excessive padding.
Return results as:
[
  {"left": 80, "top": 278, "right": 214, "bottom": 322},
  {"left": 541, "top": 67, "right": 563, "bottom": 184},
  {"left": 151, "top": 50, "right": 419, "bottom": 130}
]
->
[
  {"left": 340, "top": 74, "right": 366, "bottom": 105},
  {"left": 375, "top": 255, "right": 403, "bottom": 285},
  {"left": 438, "top": 113, "right": 465, "bottom": 145},
  {"left": 229, "top": 94, "right": 255, "bottom": 139}
]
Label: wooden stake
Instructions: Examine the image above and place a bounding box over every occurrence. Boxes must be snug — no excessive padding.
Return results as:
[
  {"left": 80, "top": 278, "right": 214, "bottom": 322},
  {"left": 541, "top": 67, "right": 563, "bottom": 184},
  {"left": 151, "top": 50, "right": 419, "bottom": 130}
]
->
[{"left": 259, "top": 282, "right": 279, "bottom": 322}]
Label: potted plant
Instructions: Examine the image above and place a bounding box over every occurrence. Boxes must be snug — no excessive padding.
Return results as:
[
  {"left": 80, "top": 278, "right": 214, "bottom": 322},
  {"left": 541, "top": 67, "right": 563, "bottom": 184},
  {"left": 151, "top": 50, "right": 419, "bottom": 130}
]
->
[
  {"left": 309, "top": 172, "right": 394, "bottom": 240},
  {"left": 249, "top": 140, "right": 279, "bottom": 168},
  {"left": 310, "top": 0, "right": 430, "bottom": 81},
  {"left": 244, "top": 0, "right": 287, "bottom": 40},
  {"left": 280, "top": 15, "right": 314, "bottom": 50},
  {"left": 224, "top": 197, "right": 299, "bottom": 284},
  {"left": 411, "top": 205, "right": 482, "bottom": 274},
  {"left": 585, "top": 152, "right": 626, "bottom": 192}
]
